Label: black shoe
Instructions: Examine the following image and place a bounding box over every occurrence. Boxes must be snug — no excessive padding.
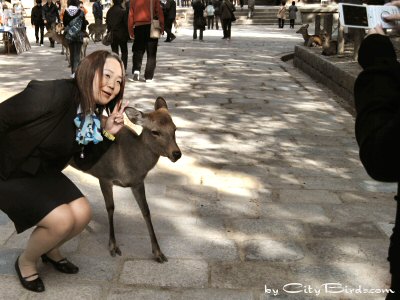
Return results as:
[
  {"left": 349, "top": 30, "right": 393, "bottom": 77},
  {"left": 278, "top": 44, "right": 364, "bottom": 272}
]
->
[
  {"left": 15, "top": 256, "right": 45, "bottom": 293},
  {"left": 50, "top": 44, "right": 55, "bottom": 48},
  {"left": 41, "top": 254, "right": 79, "bottom": 274},
  {"left": 221, "top": 37, "right": 227, "bottom": 39},
  {"left": 170, "top": 35, "right": 176, "bottom": 42},
  {"left": 164, "top": 39, "right": 171, "bottom": 42}
]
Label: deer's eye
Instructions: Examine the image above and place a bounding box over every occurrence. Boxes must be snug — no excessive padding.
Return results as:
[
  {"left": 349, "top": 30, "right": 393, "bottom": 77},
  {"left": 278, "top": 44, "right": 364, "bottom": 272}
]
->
[{"left": 151, "top": 130, "right": 160, "bottom": 136}]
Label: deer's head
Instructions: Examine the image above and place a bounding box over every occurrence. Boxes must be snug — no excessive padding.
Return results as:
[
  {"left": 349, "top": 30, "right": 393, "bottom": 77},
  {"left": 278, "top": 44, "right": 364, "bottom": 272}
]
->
[
  {"left": 125, "top": 97, "right": 182, "bottom": 162},
  {"left": 296, "top": 24, "right": 309, "bottom": 34}
]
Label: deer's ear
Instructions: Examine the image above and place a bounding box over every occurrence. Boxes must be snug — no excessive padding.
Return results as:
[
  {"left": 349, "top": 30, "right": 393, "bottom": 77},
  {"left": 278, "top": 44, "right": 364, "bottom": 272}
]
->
[
  {"left": 125, "top": 107, "right": 146, "bottom": 126},
  {"left": 155, "top": 97, "right": 168, "bottom": 111}
]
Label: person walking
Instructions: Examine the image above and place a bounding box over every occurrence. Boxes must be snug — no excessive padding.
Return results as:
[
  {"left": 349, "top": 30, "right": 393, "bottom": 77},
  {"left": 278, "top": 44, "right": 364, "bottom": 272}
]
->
[
  {"left": 164, "top": 0, "right": 176, "bottom": 42},
  {"left": 106, "top": 0, "right": 129, "bottom": 70},
  {"left": 192, "top": 0, "right": 205, "bottom": 41},
  {"left": 92, "top": 0, "right": 103, "bottom": 42},
  {"left": 128, "top": 0, "right": 164, "bottom": 82},
  {"left": 31, "top": 0, "right": 45, "bottom": 46},
  {"left": 64, "top": 0, "right": 87, "bottom": 75},
  {"left": 220, "top": 0, "right": 235, "bottom": 40},
  {"left": 277, "top": 0, "right": 286, "bottom": 28},
  {"left": 0, "top": 50, "right": 127, "bottom": 293},
  {"left": 288, "top": 1, "right": 297, "bottom": 28},
  {"left": 247, "top": 0, "right": 254, "bottom": 19},
  {"left": 42, "top": 0, "right": 60, "bottom": 47},
  {"left": 206, "top": 1, "right": 215, "bottom": 30},
  {"left": 213, "top": 0, "right": 221, "bottom": 30}
]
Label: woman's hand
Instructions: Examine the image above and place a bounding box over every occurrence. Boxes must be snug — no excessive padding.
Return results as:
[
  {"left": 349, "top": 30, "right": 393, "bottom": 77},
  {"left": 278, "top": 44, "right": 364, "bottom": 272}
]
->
[
  {"left": 368, "top": 1, "right": 400, "bottom": 36},
  {"left": 104, "top": 100, "right": 129, "bottom": 135}
]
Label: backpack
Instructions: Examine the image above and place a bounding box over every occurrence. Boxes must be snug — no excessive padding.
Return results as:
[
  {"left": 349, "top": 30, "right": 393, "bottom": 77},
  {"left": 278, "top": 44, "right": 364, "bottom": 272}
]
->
[
  {"left": 206, "top": 5, "right": 214, "bottom": 16},
  {"left": 65, "top": 11, "right": 84, "bottom": 42}
]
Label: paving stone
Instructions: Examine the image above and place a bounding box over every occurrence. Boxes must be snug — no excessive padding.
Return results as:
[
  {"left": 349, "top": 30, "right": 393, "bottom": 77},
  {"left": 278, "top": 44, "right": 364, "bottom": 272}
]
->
[
  {"left": 0, "top": 248, "right": 20, "bottom": 276},
  {"left": 359, "top": 181, "right": 397, "bottom": 193},
  {"left": 25, "top": 281, "right": 103, "bottom": 299},
  {"left": 377, "top": 222, "right": 394, "bottom": 238},
  {"left": 339, "top": 191, "right": 395, "bottom": 204},
  {"left": 243, "top": 239, "right": 304, "bottom": 262},
  {"left": 278, "top": 189, "right": 342, "bottom": 204},
  {"left": 0, "top": 275, "right": 27, "bottom": 299},
  {"left": 107, "top": 288, "right": 178, "bottom": 300},
  {"left": 211, "top": 262, "right": 292, "bottom": 289},
  {"left": 299, "top": 176, "right": 360, "bottom": 191},
  {"left": 260, "top": 203, "right": 331, "bottom": 223},
  {"left": 0, "top": 211, "right": 10, "bottom": 226},
  {"left": 324, "top": 204, "right": 395, "bottom": 223},
  {"left": 177, "top": 288, "right": 254, "bottom": 300},
  {"left": 229, "top": 219, "right": 307, "bottom": 240},
  {"left": 0, "top": 222, "right": 16, "bottom": 245},
  {"left": 120, "top": 259, "right": 208, "bottom": 288},
  {"left": 308, "top": 223, "right": 386, "bottom": 239}
]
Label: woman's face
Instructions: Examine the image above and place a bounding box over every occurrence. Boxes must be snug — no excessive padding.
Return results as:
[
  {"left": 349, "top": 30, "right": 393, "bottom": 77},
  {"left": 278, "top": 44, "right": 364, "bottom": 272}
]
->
[{"left": 93, "top": 57, "right": 123, "bottom": 106}]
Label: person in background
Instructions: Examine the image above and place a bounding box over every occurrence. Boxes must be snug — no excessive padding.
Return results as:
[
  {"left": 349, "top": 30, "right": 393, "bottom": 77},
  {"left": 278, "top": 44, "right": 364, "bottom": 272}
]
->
[
  {"left": 354, "top": 2, "right": 400, "bottom": 299},
  {"left": 288, "top": 1, "right": 297, "bottom": 29},
  {"left": 106, "top": 0, "right": 129, "bottom": 70},
  {"left": 42, "top": 0, "right": 60, "bottom": 47},
  {"left": 277, "top": 0, "right": 286, "bottom": 28},
  {"left": 213, "top": 0, "right": 221, "bottom": 30},
  {"left": 79, "top": 1, "right": 88, "bottom": 15},
  {"left": 247, "top": 0, "right": 254, "bottom": 19},
  {"left": 63, "top": 0, "right": 87, "bottom": 75},
  {"left": 92, "top": 0, "right": 103, "bottom": 42},
  {"left": 192, "top": 0, "right": 205, "bottom": 41},
  {"left": 164, "top": 0, "right": 176, "bottom": 42},
  {"left": 220, "top": 0, "right": 234, "bottom": 40},
  {"left": 206, "top": 1, "right": 214, "bottom": 30},
  {"left": 128, "top": 0, "right": 164, "bottom": 82},
  {"left": 31, "top": 0, "right": 45, "bottom": 46}
]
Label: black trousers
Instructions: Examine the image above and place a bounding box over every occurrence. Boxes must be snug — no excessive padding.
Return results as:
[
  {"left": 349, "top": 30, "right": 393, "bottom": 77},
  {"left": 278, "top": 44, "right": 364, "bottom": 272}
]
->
[
  {"left": 214, "top": 15, "right": 220, "bottom": 30},
  {"left": 165, "top": 18, "right": 176, "bottom": 41},
  {"left": 35, "top": 24, "right": 44, "bottom": 44},
  {"left": 132, "top": 24, "right": 158, "bottom": 80},
  {"left": 95, "top": 18, "right": 102, "bottom": 41},
  {"left": 111, "top": 38, "right": 128, "bottom": 71},
  {"left": 45, "top": 22, "right": 56, "bottom": 46},
  {"left": 387, "top": 184, "right": 400, "bottom": 299},
  {"left": 207, "top": 16, "right": 214, "bottom": 29},
  {"left": 278, "top": 18, "right": 285, "bottom": 28},
  {"left": 193, "top": 27, "right": 204, "bottom": 40},
  {"left": 69, "top": 41, "right": 82, "bottom": 74},
  {"left": 222, "top": 19, "right": 231, "bottom": 38},
  {"left": 290, "top": 19, "right": 295, "bottom": 28}
]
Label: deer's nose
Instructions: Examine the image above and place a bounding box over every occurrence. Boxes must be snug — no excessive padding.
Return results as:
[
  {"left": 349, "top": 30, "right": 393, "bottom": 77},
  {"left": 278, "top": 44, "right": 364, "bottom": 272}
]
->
[{"left": 172, "top": 151, "right": 182, "bottom": 161}]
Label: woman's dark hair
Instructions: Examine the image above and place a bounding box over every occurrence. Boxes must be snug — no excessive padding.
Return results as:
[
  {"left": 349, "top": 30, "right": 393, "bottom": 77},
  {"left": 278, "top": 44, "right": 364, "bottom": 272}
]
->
[
  {"left": 75, "top": 50, "right": 126, "bottom": 115},
  {"left": 68, "top": 0, "right": 80, "bottom": 6},
  {"left": 292, "top": 1, "right": 295, "bottom": 4},
  {"left": 113, "top": 0, "right": 122, "bottom": 5}
]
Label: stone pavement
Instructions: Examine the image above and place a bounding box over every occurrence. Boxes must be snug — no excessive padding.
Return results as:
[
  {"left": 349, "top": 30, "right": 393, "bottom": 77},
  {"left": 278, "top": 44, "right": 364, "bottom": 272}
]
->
[{"left": 0, "top": 24, "right": 398, "bottom": 300}]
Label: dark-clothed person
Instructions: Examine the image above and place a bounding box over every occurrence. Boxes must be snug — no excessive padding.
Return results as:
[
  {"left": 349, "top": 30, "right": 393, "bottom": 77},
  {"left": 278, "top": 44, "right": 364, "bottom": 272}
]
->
[
  {"left": 288, "top": 1, "right": 297, "bottom": 28},
  {"left": 92, "top": 0, "right": 103, "bottom": 41},
  {"left": 354, "top": 26, "right": 400, "bottom": 299},
  {"left": 63, "top": 0, "right": 87, "bottom": 74},
  {"left": 213, "top": 0, "right": 221, "bottom": 29},
  {"left": 106, "top": 0, "right": 130, "bottom": 70},
  {"left": 192, "top": 0, "right": 205, "bottom": 40},
  {"left": 220, "top": 0, "right": 234, "bottom": 39},
  {"left": 42, "top": 0, "right": 60, "bottom": 47},
  {"left": 31, "top": 0, "right": 45, "bottom": 45},
  {"left": 164, "top": 0, "right": 176, "bottom": 42},
  {"left": 128, "top": 0, "right": 164, "bottom": 81}
]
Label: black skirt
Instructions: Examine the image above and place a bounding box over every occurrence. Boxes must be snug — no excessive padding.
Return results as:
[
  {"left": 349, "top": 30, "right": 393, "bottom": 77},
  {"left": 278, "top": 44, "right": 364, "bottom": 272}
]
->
[{"left": 0, "top": 170, "right": 83, "bottom": 234}]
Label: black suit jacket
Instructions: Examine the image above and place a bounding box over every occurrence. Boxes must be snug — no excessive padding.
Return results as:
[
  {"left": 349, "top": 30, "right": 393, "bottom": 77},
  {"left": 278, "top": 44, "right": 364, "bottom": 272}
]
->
[
  {"left": 354, "top": 34, "right": 400, "bottom": 182},
  {"left": 0, "top": 79, "right": 113, "bottom": 180}
]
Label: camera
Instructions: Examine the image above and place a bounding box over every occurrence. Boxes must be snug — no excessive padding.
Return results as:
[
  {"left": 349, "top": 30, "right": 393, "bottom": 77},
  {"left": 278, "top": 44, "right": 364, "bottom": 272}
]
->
[{"left": 339, "top": 3, "right": 400, "bottom": 28}]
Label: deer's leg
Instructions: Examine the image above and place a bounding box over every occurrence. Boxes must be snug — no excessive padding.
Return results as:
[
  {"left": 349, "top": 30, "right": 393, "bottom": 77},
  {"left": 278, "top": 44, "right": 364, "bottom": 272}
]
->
[
  {"left": 131, "top": 183, "right": 167, "bottom": 263},
  {"left": 99, "top": 179, "right": 121, "bottom": 257}
]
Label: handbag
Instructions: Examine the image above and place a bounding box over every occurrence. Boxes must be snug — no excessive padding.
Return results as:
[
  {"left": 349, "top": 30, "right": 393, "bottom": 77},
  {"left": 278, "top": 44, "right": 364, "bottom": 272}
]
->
[
  {"left": 102, "top": 31, "right": 113, "bottom": 46},
  {"left": 150, "top": 0, "right": 161, "bottom": 39}
]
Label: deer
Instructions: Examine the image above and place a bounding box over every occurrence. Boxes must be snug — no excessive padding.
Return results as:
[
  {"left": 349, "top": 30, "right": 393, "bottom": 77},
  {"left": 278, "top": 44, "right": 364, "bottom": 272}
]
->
[
  {"left": 88, "top": 23, "right": 107, "bottom": 42},
  {"left": 296, "top": 24, "right": 322, "bottom": 47},
  {"left": 44, "top": 29, "right": 90, "bottom": 67},
  {"left": 70, "top": 97, "right": 181, "bottom": 263},
  {"left": 320, "top": 29, "right": 338, "bottom": 56}
]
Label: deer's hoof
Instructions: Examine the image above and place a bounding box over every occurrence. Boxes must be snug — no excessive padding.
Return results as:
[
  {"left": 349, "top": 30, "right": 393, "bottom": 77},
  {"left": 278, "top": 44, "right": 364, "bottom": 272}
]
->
[
  {"left": 155, "top": 252, "right": 168, "bottom": 263},
  {"left": 109, "top": 246, "right": 122, "bottom": 257}
]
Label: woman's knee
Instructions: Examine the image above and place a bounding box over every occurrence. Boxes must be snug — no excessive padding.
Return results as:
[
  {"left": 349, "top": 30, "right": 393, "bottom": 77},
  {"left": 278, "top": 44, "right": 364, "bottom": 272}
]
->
[
  {"left": 38, "top": 204, "right": 75, "bottom": 237},
  {"left": 69, "top": 197, "right": 92, "bottom": 227}
]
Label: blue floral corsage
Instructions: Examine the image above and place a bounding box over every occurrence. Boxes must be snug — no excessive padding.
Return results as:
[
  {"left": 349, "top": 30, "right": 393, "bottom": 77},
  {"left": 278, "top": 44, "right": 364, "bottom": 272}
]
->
[{"left": 74, "top": 112, "right": 103, "bottom": 158}]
